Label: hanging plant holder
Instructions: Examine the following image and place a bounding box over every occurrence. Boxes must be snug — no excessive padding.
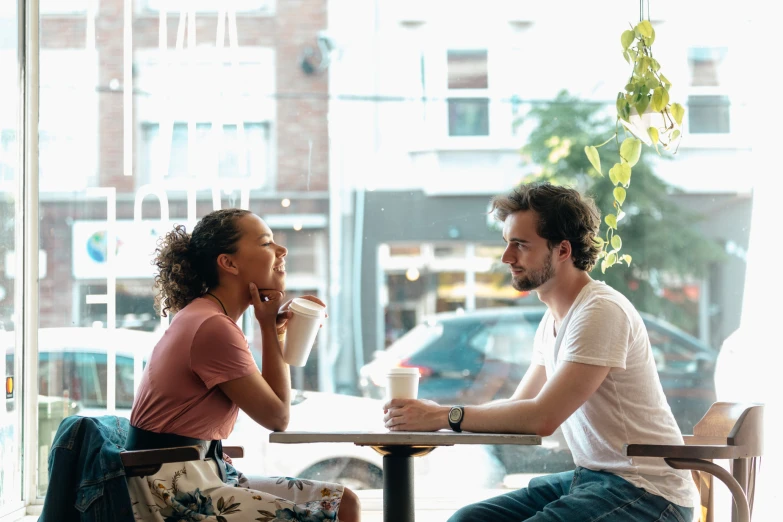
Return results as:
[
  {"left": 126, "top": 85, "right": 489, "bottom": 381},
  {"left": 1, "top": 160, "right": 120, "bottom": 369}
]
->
[
  {"left": 621, "top": 107, "right": 669, "bottom": 147},
  {"left": 584, "top": 5, "right": 685, "bottom": 273}
]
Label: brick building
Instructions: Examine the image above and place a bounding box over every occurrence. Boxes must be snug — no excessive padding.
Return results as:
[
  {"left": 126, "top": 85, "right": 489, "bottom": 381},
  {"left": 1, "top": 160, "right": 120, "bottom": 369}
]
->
[{"left": 27, "top": 1, "right": 332, "bottom": 340}]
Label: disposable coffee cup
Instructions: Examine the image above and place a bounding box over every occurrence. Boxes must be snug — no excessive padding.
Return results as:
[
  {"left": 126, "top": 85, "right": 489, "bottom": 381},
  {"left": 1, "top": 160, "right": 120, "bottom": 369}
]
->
[
  {"left": 283, "top": 298, "right": 326, "bottom": 366},
  {"left": 385, "top": 367, "right": 420, "bottom": 400}
]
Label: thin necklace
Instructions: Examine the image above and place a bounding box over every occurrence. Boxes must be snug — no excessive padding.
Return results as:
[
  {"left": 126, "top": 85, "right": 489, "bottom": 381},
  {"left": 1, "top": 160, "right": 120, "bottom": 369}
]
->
[{"left": 206, "top": 292, "right": 228, "bottom": 316}]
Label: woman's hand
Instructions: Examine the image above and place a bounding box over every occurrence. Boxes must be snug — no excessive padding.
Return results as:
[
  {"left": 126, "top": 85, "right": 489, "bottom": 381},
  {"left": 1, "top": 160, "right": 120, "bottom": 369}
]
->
[
  {"left": 275, "top": 295, "right": 328, "bottom": 336},
  {"left": 249, "top": 283, "right": 284, "bottom": 330}
]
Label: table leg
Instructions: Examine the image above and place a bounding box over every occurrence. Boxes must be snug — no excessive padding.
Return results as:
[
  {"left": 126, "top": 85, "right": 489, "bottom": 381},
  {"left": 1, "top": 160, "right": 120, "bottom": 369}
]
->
[
  {"left": 371, "top": 445, "right": 434, "bottom": 522},
  {"left": 383, "top": 452, "right": 415, "bottom": 522}
]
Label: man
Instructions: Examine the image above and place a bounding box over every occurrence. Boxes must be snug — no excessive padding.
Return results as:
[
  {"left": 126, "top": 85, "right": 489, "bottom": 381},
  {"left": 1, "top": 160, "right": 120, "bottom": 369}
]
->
[{"left": 383, "top": 182, "right": 696, "bottom": 521}]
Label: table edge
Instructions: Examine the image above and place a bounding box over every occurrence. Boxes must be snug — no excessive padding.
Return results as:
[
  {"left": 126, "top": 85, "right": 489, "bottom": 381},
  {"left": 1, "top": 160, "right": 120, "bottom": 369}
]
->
[{"left": 269, "top": 431, "right": 542, "bottom": 446}]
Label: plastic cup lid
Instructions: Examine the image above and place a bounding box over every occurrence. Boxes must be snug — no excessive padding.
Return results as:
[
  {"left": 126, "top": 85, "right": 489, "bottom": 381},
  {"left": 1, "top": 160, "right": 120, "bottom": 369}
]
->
[
  {"left": 386, "top": 367, "right": 420, "bottom": 376},
  {"left": 290, "top": 297, "right": 326, "bottom": 317}
]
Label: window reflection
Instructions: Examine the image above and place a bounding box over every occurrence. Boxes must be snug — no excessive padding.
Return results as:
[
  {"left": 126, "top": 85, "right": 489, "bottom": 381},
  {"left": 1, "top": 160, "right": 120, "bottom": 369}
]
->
[
  {"left": 140, "top": 122, "right": 270, "bottom": 186},
  {"left": 25, "top": 0, "right": 753, "bottom": 504},
  {"left": 687, "top": 46, "right": 732, "bottom": 134}
]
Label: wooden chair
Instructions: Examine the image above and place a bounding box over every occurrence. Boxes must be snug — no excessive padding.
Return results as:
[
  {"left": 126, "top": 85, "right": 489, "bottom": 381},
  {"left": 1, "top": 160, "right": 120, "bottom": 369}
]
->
[
  {"left": 625, "top": 402, "right": 763, "bottom": 522},
  {"left": 122, "top": 445, "right": 244, "bottom": 477}
]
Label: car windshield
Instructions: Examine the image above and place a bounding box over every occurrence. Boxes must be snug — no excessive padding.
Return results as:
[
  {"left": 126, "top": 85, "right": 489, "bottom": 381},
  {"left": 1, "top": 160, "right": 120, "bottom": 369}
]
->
[{"left": 383, "top": 322, "right": 445, "bottom": 360}]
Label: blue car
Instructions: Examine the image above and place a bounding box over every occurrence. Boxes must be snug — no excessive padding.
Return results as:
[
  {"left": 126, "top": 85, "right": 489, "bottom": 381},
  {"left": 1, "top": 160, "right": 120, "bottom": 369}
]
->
[{"left": 359, "top": 307, "right": 717, "bottom": 473}]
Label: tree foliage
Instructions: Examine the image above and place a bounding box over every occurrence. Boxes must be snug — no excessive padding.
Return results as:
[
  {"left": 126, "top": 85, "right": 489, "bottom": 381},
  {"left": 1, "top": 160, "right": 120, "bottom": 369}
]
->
[{"left": 518, "top": 91, "right": 724, "bottom": 334}]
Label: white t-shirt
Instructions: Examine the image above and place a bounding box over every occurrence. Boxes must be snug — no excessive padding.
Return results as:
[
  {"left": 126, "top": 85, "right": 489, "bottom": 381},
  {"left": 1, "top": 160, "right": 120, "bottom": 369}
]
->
[{"left": 532, "top": 280, "right": 697, "bottom": 507}]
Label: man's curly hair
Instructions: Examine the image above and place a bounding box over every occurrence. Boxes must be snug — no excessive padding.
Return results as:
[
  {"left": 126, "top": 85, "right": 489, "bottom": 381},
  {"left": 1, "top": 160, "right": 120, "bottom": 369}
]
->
[
  {"left": 153, "top": 209, "right": 251, "bottom": 316},
  {"left": 490, "top": 182, "right": 601, "bottom": 272}
]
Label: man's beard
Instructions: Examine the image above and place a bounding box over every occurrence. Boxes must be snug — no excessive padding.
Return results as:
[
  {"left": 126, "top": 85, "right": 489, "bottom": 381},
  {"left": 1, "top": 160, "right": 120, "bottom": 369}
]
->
[{"left": 510, "top": 254, "right": 554, "bottom": 292}]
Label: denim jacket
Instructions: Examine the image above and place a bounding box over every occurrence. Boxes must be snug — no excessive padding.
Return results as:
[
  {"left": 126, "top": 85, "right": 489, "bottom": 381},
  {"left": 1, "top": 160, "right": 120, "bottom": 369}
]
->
[
  {"left": 40, "top": 415, "right": 134, "bottom": 522},
  {"left": 40, "top": 415, "right": 243, "bottom": 521}
]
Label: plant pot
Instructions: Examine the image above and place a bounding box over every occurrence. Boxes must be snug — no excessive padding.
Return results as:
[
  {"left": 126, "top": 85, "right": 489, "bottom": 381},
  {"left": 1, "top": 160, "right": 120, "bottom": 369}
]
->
[{"left": 620, "top": 107, "right": 667, "bottom": 146}]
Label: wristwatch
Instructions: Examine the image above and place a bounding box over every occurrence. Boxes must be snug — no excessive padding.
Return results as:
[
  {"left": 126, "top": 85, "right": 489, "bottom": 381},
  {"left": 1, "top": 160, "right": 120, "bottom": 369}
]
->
[{"left": 448, "top": 406, "right": 465, "bottom": 432}]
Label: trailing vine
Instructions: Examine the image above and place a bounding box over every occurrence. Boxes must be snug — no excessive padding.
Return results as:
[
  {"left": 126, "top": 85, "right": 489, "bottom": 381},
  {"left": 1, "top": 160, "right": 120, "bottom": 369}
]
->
[{"left": 584, "top": 18, "right": 685, "bottom": 273}]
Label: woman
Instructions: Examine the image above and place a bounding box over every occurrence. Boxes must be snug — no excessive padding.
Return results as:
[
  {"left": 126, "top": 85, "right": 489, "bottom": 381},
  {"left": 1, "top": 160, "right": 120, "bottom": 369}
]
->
[{"left": 127, "top": 208, "right": 361, "bottom": 522}]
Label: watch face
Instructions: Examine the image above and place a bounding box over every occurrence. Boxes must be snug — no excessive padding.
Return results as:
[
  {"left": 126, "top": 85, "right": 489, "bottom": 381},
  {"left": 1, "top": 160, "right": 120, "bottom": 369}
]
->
[{"left": 449, "top": 407, "right": 462, "bottom": 423}]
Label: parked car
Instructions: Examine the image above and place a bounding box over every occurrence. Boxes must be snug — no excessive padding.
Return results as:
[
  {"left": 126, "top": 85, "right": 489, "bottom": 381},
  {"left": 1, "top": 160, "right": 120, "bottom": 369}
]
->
[
  {"left": 3, "top": 327, "right": 160, "bottom": 416},
  {"left": 359, "top": 307, "right": 718, "bottom": 474},
  {"left": 3, "top": 327, "right": 505, "bottom": 492},
  {"left": 3, "top": 327, "right": 162, "bottom": 495}
]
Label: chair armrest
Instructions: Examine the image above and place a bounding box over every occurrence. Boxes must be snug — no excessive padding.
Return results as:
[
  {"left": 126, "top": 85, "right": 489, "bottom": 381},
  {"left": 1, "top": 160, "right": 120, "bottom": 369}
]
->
[
  {"left": 224, "top": 446, "right": 244, "bottom": 459},
  {"left": 121, "top": 445, "right": 205, "bottom": 468},
  {"left": 624, "top": 443, "right": 742, "bottom": 459},
  {"left": 682, "top": 435, "right": 729, "bottom": 445}
]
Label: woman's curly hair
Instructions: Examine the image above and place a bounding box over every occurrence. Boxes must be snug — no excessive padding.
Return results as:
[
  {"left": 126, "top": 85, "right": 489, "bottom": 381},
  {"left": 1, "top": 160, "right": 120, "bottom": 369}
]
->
[
  {"left": 490, "top": 182, "right": 601, "bottom": 272},
  {"left": 153, "top": 208, "right": 251, "bottom": 317}
]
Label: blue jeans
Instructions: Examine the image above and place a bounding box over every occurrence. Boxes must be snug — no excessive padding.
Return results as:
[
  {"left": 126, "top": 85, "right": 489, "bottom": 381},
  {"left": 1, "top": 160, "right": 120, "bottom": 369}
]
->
[{"left": 448, "top": 467, "right": 693, "bottom": 522}]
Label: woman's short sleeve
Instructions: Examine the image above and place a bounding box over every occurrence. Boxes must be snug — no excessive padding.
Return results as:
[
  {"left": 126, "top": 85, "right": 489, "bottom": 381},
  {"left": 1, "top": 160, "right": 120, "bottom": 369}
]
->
[{"left": 190, "top": 315, "right": 259, "bottom": 389}]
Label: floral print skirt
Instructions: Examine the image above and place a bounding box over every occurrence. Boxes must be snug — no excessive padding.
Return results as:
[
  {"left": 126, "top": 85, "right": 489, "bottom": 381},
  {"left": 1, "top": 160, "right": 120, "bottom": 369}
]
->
[{"left": 128, "top": 459, "right": 344, "bottom": 521}]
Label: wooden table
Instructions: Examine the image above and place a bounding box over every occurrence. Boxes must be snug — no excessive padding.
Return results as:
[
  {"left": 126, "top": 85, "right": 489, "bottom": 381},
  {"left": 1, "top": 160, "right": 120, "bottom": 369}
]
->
[{"left": 270, "top": 430, "right": 541, "bottom": 522}]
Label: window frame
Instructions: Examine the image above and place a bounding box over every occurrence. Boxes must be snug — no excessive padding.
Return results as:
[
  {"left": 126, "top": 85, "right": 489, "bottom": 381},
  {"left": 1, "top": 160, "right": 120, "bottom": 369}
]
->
[
  {"left": 134, "top": 47, "right": 277, "bottom": 191},
  {"left": 138, "top": 120, "right": 273, "bottom": 191},
  {"left": 10, "top": 0, "right": 43, "bottom": 514},
  {"left": 139, "top": 0, "right": 276, "bottom": 16},
  {"left": 680, "top": 43, "right": 749, "bottom": 149},
  {"left": 686, "top": 46, "right": 731, "bottom": 136},
  {"left": 418, "top": 25, "right": 519, "bottom": 149}
]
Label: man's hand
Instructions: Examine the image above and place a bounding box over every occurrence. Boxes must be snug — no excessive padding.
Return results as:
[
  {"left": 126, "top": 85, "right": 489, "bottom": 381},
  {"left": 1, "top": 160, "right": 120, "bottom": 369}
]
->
[{"left": 382, "top": 398, "right": 448, "bottom": 432}]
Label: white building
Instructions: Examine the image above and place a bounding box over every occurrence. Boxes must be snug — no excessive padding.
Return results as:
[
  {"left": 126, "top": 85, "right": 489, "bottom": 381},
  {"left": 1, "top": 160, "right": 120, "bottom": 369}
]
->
[{"left": 324, "top": 0, "right": 753, "bottom": 368}]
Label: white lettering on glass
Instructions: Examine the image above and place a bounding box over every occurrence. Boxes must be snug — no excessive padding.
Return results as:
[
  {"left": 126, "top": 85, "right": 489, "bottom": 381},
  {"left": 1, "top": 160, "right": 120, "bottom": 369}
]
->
[
  {"left": 85, "top": 186, "right": 117, "bottom": 413},
  {"left": 134, "top": 183, "right": 171, "bottom": 331}
]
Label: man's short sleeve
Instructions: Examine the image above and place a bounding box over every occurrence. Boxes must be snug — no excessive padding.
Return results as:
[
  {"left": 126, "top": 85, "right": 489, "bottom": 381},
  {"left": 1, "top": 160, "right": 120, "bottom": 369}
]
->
[
  {"left": 191, "top": 315, "right": 259, "bottom": 389},
  {"left": 559, "top": 300, "right": 630, "bottom": 370}
]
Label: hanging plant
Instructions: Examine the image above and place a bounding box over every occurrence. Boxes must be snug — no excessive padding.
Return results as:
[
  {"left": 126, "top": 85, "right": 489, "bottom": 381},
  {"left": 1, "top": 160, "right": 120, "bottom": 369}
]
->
[{"left": 584, "top": 13, "right": 686, "bottom": 273}]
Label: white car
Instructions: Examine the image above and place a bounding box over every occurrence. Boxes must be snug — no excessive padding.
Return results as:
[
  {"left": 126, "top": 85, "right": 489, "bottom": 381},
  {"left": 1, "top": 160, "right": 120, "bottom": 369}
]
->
[
  {"left": 3, "top": 327, "right": 505, "bottom": 493},
  {"left": 3, "top": 327, "right": 160, "bottom": 417},
  {"left": 225, "top": 389, "right": 507, "bottom": 493}
]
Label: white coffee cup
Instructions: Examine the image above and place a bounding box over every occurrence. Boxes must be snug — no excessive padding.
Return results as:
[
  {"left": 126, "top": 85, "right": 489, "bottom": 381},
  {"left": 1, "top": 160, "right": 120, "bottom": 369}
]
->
[
  {"left": 282, "top": 298, "right": 326, "bottom": 366},
  {"left": 385, "top": 367, "right": 420, "bottom": 400}
]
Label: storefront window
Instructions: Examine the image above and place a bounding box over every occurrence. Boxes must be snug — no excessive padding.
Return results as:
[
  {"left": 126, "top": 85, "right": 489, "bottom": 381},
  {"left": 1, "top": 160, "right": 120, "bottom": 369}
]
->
[{"left": 14, "top": 0, "right": 758, "bottom": 516}]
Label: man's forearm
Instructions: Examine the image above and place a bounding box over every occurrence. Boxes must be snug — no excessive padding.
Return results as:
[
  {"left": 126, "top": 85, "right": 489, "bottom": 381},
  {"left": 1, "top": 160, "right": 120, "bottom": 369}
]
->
[{"left": 459, "top": 399, "right": 552, "bottom": 435}]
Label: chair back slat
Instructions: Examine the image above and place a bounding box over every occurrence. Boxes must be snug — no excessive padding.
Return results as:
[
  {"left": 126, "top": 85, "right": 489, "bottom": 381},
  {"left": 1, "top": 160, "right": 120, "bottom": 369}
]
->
[
  {"left": 694, "top": 402, "right": 752, "bottom": 438},
  {"left": 685, "top": 402, "right": 764, "bottom": 522}
]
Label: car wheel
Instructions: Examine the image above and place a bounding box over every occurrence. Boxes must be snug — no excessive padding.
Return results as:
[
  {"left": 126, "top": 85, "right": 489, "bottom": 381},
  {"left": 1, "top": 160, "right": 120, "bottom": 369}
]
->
[{"left": 299, "top": 458, "right": 383, "bottom": 490}]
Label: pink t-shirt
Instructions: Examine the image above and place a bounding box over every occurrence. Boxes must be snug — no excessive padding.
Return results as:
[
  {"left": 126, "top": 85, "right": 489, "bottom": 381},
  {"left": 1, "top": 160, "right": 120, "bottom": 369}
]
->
[{"left": 130, "top": 297, "right": 259, "bottom": 440}]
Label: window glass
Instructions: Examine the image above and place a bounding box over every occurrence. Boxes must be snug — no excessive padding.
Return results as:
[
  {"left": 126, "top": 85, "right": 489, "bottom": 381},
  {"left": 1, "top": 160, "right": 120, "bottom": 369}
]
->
[
  {"left": 142, "top": 0, "right": 274, "bottom": 13},
  {"left": 470, "top": 320, "right": 537, "bottom": 365},
  {"left": 448, "top": 97, "right": 490, "bottom": 136},
  {"left": 27, "top": 1, "right": 757, "bottom": 515},
  {"left": 687, "top": 46, "right": 732, "bottom": 134},
  {"left": 688, "top": 47, "right": 728, "bottom": 87},
  {"left": 446, "top": 50, "right": 490, "bottom": 136},
  {"left": 447, "top": 50, "right": 488, "bottom": 89},
  {"left": 687, "top": 94, "right": 731, "bottom": 134},
  {"left": 0, "top": 1, "right": 21, "bottom": 514},
  {"left": 140, "top": 122, "right": 270, "bottom": 185}
]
